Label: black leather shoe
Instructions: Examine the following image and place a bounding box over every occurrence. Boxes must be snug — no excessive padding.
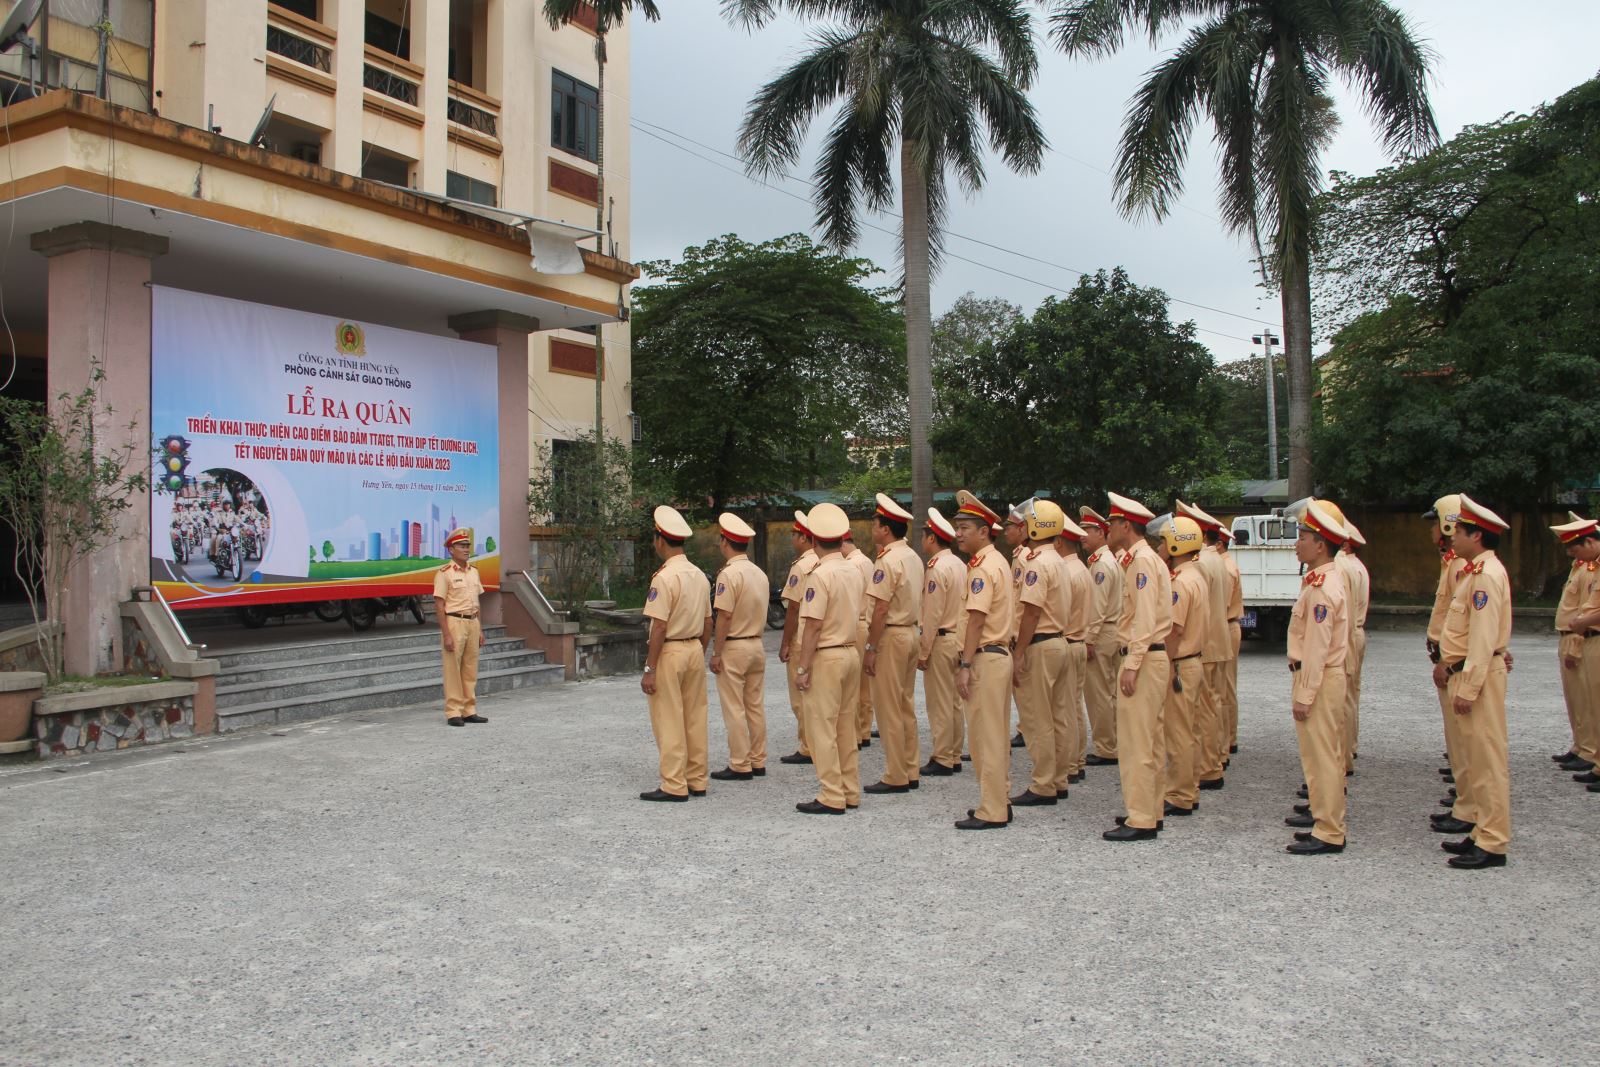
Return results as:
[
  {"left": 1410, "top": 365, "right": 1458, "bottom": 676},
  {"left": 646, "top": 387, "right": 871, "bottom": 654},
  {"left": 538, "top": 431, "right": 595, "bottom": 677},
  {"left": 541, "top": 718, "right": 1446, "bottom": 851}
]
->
[
  {"left": 639, "top": 789, "right": 688, "bottom": 802},
  {"left": 1553, "top": 749, "right": 1576, "bottom": 762},
  {"left": 907, "top": 780, "right": 920, "bottom": 789},
  {"left": 689, "top": 788, "right": 707, "bottom": 797},
  {"left": 1448, "top": 845, "right": 1506, "bottom": 870},
  {"left": 961, "top": 753, "right": 972, "bottom": 761},
  {"left": 1438, "top": 766, "right": 1453, "bottom": 776},
  {"left": 1286, "top": 837, "right": 1344, "bottom": 855},
  {"left": 1431, "top": 815, "right": 1475, "bottom": 834},
  {"left": 1575, "top": 771, "right": 1600, "bottom": 784},
  {"left": 779, "top": 752, "right": 813, "bottom": 765},
  {"left": 955, "top": 815, "right": 1007, "bottom": 830},
  {"left": 751, "top": 767, "right": 767, "bottom": 777},
  {"left": 710, "top": 767, "right": 753, "bottom": 781},
  {"left": 796, "top": 800, "right": 846, "bottom": 815},
  {"left": 1441, "top": 836, "right": 1476, "bottom": 855},
  {"left": 1293, "top": 802, "right": 1311, "bottom": 816},
  {"left": 1292, "top": 830, "right": 1314, "bottom": 842},
  {"left": 863, "top": 780, "right": 911, "bottom": 795},
  {"left": 1115, "top": 815, "right": 1164, "bottom": 830},
  {"left": 1285, "top": 813, "right": 1314, "bottom": 828},
  {"left": 462, "top": 714, "right": 488, "bottom": 723},
  {"left": 921, "top": 760, "right": 956, "bottom": 776},
  {"left": 871, "top": 728, "right": 880, "bottom": 738},
  {"left": 446, "top": 717, "right": 465, "bottom": 727},
  {"left": 1085, "top": 753, "right": 1118, "bottom": 766},
  {"left": 1441, "top": 772, "right": 1455, "bottom": 783},
  {"left": 950, "top": 762, "right": 963, "bottom": 773},
  {"left": 1068, "top": 771, "right": 1086, "bottom": 784},
  {"left": 1590, "top": 781, "right": 1600, "bottom": 793},
  {"left": 859, "top": 739, "right": 871, "bottom": 749},
  {"left": 1103, "top": 824, "right": 1158, "bottom": 841},
  {"left": 1011, "top": 732, "right": 1026, "bottom": 748},
  {"left": 1439, "top": 796, "right": 1455, "bottom": 808},
  {"left": 1295, "top": 785, "right": 1309, "bottom": 800},
  {"left": 1010, "top": 789, "right": 1058, "bottom": 806},
  {"left": 1163, "top": 801, "right": 1195, "bottom": 817},
  {"left": 967, "top": 806, "right": 1014, "bottom": 824},
  {"left": 1229, "top": 744, "right": 1239, "bottom": 754},
  {"left": 1560, "top": 757, "right": 1595, "bottom": 772},
  {"left": 1199, "top": 777, "right": 1224, "bottom": 790}
]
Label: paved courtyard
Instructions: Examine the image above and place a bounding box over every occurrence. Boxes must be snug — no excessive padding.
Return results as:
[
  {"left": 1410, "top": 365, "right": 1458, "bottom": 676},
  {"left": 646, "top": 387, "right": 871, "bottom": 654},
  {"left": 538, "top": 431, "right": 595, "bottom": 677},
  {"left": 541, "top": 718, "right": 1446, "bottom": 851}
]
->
[{"left": 2, "top": 628, "right": 1597, "bottom": 1065}]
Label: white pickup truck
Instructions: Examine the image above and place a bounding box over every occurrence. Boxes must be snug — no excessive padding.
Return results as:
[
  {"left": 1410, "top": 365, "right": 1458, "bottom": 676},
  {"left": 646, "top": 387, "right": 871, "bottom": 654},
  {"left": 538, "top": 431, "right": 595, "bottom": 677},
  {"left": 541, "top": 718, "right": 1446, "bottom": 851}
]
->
[{"left": 1228, "top": 511, "right": 1305, "bottom": 642}]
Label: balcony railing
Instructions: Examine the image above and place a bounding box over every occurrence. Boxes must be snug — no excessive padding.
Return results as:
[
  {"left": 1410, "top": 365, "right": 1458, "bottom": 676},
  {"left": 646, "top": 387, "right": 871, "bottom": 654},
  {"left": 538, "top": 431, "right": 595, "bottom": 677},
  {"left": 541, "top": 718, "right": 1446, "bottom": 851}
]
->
[
  {"left": 364, "top": 62, "right": 418, "bottom": 106},
  {"left": 446, "top": 82, "right": 500, "bottom": 140},
  {"left": 266, "top": 25, "right": 332, "bottom": 73}
]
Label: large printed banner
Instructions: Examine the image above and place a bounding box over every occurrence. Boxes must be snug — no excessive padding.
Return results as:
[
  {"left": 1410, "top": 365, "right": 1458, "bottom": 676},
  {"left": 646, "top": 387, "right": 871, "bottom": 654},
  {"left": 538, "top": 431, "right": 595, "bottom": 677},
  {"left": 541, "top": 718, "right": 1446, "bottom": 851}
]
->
[{"left": 150, "top": 288, "right": 500, "bottom": 609}]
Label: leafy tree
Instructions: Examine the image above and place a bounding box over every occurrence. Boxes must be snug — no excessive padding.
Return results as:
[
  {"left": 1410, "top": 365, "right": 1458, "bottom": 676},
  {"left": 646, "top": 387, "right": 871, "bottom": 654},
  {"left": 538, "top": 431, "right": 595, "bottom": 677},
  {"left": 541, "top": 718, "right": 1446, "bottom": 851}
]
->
[
  {"left": 0, "top": 385, "right": 147, "bottom": 680},
  {"left": 1212, "top": 355, "right": 1289, "bottom": 480},
  {"left": 528, "top": 431, "right": 657, "bottom": 609},
  {"left": 932, "top": 268, "right": 1223, "bottom": 505},
  {"left": 1049, "top": 0, "right": 1437, "bottom": 499},
  {"left": 631, "top": 233, "right": 906, "bottom": 509},
  {"left": 833, "top": 467, "right": 912, "bottom": 513},
  {"left": 932, "top": 293, "right": 1023, "bottom": 424},
  {"left": 322, "top": 540, "right": 335, "bottom": 562},
  {"left": 484, "top": 536, "right": 496, "bottom": 554},
  {"left": 725, "top": 0, "right": 1047, "bottom": 543}
]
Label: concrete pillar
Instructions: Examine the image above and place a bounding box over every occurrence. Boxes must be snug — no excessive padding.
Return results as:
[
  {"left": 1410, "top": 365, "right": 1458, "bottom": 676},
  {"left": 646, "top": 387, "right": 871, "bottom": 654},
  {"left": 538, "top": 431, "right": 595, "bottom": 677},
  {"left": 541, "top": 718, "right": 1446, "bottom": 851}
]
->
[
  {"left": 415, "top": 0, "right": 451, "bottom": 194},
  {"left": 30, "top": 223, "right": 169, "bottom": 677},
  {"left": 325, "top": 0, "right": 369, "bottom": 176},
  {"left": 493, "top": 0, "right": 539, "bottom": 214}
]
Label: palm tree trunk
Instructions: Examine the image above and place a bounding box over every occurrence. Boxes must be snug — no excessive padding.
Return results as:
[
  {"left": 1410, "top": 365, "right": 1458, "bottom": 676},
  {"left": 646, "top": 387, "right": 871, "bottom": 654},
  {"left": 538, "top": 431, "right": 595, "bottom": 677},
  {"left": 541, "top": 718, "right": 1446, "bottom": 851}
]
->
[
  {"left": 900, "top": 139, "right": 933, "bottom": 551},
  {"left": 1281, "top": 259, "right": 1314, "bottom": 500}
]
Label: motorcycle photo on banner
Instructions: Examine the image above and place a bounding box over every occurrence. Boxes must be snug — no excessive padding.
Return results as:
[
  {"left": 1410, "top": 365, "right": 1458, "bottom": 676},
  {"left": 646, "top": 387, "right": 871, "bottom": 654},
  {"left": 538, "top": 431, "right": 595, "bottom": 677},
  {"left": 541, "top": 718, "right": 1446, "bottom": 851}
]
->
[{"left": 148, "top": 288, "right": 501, "bottom": 625}]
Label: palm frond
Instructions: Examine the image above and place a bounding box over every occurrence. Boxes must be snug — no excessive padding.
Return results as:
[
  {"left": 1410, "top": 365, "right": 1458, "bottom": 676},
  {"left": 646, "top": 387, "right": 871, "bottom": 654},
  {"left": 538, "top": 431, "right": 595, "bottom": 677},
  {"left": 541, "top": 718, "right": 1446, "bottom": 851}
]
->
[
  {"left": 930, "top": 0, "right": 1040, "bottom": 85},
  {"left": 1113, "top": 26, "right": 1211, "bottom": 222},
  {"left": 1332, "top": 0, "right": 1439, "bottom": 157},
  {"left": 736, "top": 27, "right": 862, "bottom": 177},
  {"left": 1255, "top": 43, "right": 1329, "bottom": 271},
  {"left": 946, "top": 45, "right": 1048, "bottom": 174},
  {"left": 544, "top": 0, "right": 660, "bottom": 32}
]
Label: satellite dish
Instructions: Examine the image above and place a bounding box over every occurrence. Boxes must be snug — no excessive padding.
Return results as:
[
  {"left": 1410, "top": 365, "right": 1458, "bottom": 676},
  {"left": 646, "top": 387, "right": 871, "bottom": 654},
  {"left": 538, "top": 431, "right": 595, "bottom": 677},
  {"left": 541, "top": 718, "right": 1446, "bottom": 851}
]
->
[
  {"left": 0, "top": 0, "right": 41, "bottom": 52},
  {"left": 247, "top": 93, "right": 277, "bottom": 148}
]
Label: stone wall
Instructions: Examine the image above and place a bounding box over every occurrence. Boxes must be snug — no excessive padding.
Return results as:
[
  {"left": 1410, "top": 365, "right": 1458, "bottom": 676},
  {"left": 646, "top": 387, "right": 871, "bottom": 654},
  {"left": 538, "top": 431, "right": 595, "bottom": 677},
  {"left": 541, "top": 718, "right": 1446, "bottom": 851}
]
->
[
  {"left": 576, "top": 629, "right": 648, "bottom": 679},
  {"left": 34, "top": 682, "right": 198, "bottom": 758},
  {"left": 120, "top": 616, "right": 165, "bottom": 677},
  {"left": 0, "top": 627, "right": 49, "bottom": 673}
]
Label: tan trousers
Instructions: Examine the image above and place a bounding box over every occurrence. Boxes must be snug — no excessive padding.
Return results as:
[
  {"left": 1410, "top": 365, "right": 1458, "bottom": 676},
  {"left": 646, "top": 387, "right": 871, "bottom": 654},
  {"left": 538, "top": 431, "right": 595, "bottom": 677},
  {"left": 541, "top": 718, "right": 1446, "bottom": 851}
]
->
[
  {"left": 1116, "top": 650, "right": 1169, "bottom": 830},
  {"left": 1343, "top": 628, "right": 1367, "bottom": 772},
  {"left": 966, "top": 651, "right": 1013, "bottom": 823},
  {"left": 1573, "top": 638, "right": 1600, "bottom": 764},
  {"left": 870, "top": 626, "right": 919, "bottom": 785},
  {"left": 1057, "top": 642, "right": 1089, "bottom": 788},
  {"left": 785, "top": 654, "right": 810, "bottom": 756},
  {"left": 856, "top": 619, "right": 875, "bottom": 741},
  {"left": 924, "top": 633, "right": 965, "bottom": 768},
  {"left": 1295, "top": 671, "right": 1348, "bottom": 846},
  {"left": 441, "top": 616, "right": 481, "bottom": 719},
  {"left": 716, "top": 638, "right": 767, "bottom": 772},
  {"left": 805, "top": 646, "right": 863, "bottom": 810},
  {"left": 1224, "top": 622, "right": 1241, "bottom": 748},
  {"left": 648, "top": 640, "right": 710, "bottom": 796},
  {"left": 1450, "top": 662, "right": 1510, "bottom": 854},
  {"left": 1164, "top": 656, "right": 1204, "bottom": 809},
  {"left": 1085, "top": 638, "right": 1120, "bottom": 758},
  {"left": 1015, "top": 637, "right": 1067, "bottom": 797},
  {"left": 1440, "top": 675, "right": 1479, "bottom": 825},
  {"left": 1195, "top": 660, "right": 1226, "bottom": 782}
]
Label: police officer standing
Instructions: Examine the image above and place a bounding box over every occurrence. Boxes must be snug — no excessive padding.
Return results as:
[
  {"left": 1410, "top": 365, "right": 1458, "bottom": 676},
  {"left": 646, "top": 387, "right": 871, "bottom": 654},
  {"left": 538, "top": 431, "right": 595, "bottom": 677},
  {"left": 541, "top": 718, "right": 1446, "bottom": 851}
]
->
[
  {"left": 1435, "top": 496, "right": 1513, "bottom": 869},
  {"left": 1338, "top": 523, "right": 1371, "bottom": 775},
  {"left": 1284, "top": 501, "right": 1350, "bottom": 854},
  {"left": 841, "top": 526, "right": 877, "bottom": 748},
  {"left": 863, "top": 494, "right": 923, "bottom": 794},
  {"left": 1550, "top": 516, "right": 1600, "bottom": 776},
  {"left": 952, "top": 491, "right": 1016, "bottom": 829},
  {"left": 434, "top": 527, "right": 486, "bottom": 727},
  {"left": 1080, "top": 506, "right": 1122, "bottom": 766},
  {"left": 1010, "top": 499, "right": 1072, "bottom": 808},
  {"left": 1054, "top": 513, "right": 1094, "bottom": 785},
  {"left": 639, "top": 506, "right": 712, "bottom": 803},
  {"left": 1177, "top": 500, "right": 1230, "bottom": 790},
  {"left": 1424, "top": 495, "right": 1478, "bottom": 836},
  {"left": 1216, "top": 525, "right": 1244, "bottom": 756},
  {"left": 778, "top": 512, "right": 818, "bottom": 766},
  {"left": 918, "top": 508, "right": 966, "bottom": 777},
  {"left": 794, "top": 503, "right": 865, "bottom": 815},
  {"left": 710, "top": 513, "right": 767, "bottom": 782},
  {"left": 1102, "top": 493, "right": 1171, "bottom": 842},
  {"left": 1154, "top": 513, "right": 1208, "bottom": 818}
]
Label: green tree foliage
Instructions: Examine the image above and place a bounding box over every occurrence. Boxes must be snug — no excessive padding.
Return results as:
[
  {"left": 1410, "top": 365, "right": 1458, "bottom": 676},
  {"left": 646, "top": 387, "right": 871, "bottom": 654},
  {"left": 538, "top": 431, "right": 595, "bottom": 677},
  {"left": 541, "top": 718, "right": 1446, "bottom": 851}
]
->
[
  {"left": 528, "top": 431, "right": 660, "bottom": 609},
  {"left": 322, "top": 540, "right": 335, "bottom": 561},
  {"left": 632, "top": 234, "right": 907, "bottom": 509},
  {"left": 932, "top": 268, "right": 1223, "bottom": 505},
  {"left": 1212, "top": 355, "right": 1290, "bottom": 481},
  {"left": 1314, "top": 77, "right": 1600, "bottom": 508}
]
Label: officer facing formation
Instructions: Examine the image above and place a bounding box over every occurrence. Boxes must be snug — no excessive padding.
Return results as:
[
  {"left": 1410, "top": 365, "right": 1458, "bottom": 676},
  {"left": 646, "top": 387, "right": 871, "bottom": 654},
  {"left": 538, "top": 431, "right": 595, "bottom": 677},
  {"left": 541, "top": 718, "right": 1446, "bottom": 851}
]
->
[
  {"left": 639, "top": 506, "right": 713, "bottom": 803},
  {"left": 434, "top": 527, "right": 486, "bottom": 727},
  {"left": 710, "top": 513, "right": 768, "bottom": 782},
  {"left": 1551, "top": 515, "right": 1600, "bottom": 783},
  {"left": 862, "top": 494, "right": 923, "bottom": 794}
]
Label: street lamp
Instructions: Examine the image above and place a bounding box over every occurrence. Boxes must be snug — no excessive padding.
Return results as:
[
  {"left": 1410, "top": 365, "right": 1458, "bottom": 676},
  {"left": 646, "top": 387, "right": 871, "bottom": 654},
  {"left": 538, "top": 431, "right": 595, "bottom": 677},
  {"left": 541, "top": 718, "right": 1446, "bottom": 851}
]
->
[{"left": 1253, "top": 330, "right": 1281, "bottom": 480}]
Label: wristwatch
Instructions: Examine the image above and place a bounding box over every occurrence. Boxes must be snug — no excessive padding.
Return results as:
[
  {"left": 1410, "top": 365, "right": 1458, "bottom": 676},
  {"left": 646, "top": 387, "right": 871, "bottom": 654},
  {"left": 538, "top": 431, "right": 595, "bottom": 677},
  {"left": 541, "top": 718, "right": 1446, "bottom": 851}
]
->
[
  {"left": 797, "top": 666, "right": 810, "bottom": 676},
  {"left": 643, "top": 665, "right": 655, "bottom": 674},
  {"left": 864, "top": 642, "right": 876, "bottom": 652},
  {"left": 958, "top": 659, "right": 973, "bottom": 670}
]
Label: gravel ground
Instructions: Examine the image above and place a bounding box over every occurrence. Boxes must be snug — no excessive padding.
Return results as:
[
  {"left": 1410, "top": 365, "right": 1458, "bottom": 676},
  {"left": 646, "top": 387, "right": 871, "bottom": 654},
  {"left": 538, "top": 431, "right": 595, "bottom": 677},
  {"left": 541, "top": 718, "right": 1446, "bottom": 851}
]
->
[{"left": 2, "top": 628, "right": 1596, "bottom": 1066}]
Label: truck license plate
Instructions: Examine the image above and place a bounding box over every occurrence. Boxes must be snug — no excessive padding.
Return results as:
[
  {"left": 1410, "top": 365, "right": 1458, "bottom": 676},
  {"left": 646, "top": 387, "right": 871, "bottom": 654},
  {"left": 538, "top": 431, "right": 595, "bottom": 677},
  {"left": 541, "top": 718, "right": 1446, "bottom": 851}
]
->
[{"left": 1241, "top": 609, "right": 1258, "bottom": 630}]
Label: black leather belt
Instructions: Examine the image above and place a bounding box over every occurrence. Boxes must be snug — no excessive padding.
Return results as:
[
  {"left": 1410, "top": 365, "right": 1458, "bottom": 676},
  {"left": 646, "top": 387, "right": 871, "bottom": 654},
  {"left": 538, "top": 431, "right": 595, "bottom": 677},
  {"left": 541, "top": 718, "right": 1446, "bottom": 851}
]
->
[
  {"left": 1119, "top": 643, "right": 1166, "bottom": 655},
  {"left": 818, "top": 644, "right": 856, "bottom": 650},
  {"left": 1066, "top": 637, "right": 1084, "bottom": 644},
  {"left": 1587, "top": 631, "right": 1600, "bottom": 639},
  {"left": 937, "top": 628, "right": 955, "bottom": 636},
  {"left": 666, "top": 637, "right": 699, "bottom": 642},
  {"left": 1288, "top": 660, "right": 1302, "bottom": 672},
  {"left": 1173, "top": 651, "right": 1202, "bottom": 662},
  {"left": 885, "top": 622, "right": 913, "bottom": 627},
  {"left": 977, "top": 644, "right": 1010, "bottom": 656},
  {"left": 446, "top": 612, "right": 478, "bottom": 619},
  {"left": 1029, "top": 632, "right": 1063, "bottom": 645},
  {"left": 726, "top": 635, "right": 761, "bottom": 640},
  {"left": 1445, "top": 651, "right": 1507, "bottom": 675}
]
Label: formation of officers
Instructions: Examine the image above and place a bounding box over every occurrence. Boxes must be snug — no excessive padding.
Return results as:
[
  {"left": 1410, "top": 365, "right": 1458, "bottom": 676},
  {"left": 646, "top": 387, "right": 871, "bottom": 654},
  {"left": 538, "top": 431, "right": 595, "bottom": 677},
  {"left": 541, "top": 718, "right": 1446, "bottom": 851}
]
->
[{"left": 636, "top": 487, "right": 1519, "bottom": 870}]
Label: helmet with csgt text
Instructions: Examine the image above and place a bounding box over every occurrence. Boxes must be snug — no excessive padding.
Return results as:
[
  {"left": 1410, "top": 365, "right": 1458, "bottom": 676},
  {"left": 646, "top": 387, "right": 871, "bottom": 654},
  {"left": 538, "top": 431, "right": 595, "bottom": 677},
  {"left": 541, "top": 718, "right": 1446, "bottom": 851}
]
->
[
  {"left": 1023, "top": 499, "right": 1066, "bottom": 542},
  {"left": 1162, "top": 515, "right": 1205, "bottom": 557}
]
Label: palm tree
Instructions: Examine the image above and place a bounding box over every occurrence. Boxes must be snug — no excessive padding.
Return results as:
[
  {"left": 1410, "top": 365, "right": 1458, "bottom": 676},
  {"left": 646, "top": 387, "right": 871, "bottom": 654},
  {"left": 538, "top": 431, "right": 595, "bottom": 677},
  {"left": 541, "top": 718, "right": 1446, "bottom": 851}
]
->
[
  {"left": 1049, "top": 0, "right": 1436, "bottom": 498},
  {"left": 725, "top": 0, "right": 1046, "bottom": 544}
]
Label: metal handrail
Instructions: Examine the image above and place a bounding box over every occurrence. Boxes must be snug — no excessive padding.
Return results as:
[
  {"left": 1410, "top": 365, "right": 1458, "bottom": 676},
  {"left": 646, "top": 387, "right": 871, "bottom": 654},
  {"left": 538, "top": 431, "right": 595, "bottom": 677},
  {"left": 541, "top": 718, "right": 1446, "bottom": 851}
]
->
[
  {"left": 519, "top": 570, "right": 557, "bottom": 617},
  {"left": 152, "top": 587, "right": 206, "bottom": 654}
]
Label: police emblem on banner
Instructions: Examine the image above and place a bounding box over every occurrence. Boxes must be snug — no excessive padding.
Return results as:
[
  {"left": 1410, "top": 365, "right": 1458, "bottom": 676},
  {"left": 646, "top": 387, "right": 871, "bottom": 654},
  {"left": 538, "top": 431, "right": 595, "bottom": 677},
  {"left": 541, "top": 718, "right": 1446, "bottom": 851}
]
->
[
  {"left": 1473, "top": 590, "right": 1488, "bottom": 610},
  {"left": 1313, "top": 604, "right": 1327, "bottom": 623}
]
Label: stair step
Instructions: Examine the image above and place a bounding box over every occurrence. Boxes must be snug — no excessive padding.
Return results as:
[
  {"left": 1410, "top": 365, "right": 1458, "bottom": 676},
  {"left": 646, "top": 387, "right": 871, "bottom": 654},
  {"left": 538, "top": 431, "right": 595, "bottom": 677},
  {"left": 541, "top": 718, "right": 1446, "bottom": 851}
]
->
[
  {"left": 213, "top": 626, "right": 507, "bottom": 668},
  {"left": 215, "top": 663, "right": 566, "bottom": 731},
  {"left": 220, "top": 638, "right": 537, "bottom": 685},
  {"left": 214, "top": 649, "right": 549, "bottom": 708}
]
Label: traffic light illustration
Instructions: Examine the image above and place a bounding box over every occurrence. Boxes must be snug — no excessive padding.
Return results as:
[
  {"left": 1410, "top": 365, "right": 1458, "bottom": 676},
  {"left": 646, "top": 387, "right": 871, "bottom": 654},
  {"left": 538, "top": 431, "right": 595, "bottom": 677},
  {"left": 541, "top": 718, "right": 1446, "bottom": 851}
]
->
[{"left": 159, "top": 434, "right": 190, "bottom": 492}]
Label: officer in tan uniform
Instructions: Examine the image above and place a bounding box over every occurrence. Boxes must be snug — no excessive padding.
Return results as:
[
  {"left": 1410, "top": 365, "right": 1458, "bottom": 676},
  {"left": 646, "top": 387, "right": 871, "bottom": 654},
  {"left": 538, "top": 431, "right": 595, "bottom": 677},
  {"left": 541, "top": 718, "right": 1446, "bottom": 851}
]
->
[
  {"left": 1177, "top": 500, "right": 1230, "bottom": 790},
  {"left": 863, "top": 493, "right": 924, "bottom": 793},
  {"left": 1435, "top": 495, "right": 1513, "bottom": 869},
  {"left": 1283, "top": 500, "right": 1350, "bottom": 853},
  {"left": 709, "top": 513, "right": 768, "bottom": 782},
  {"left": 1338, "top": 522, "right": 1371, "bottom": 774},
  {"left": 778, "top": 512, "right": 818, "bottom": 765},
  {"left": 1152, "top": 513, "right": 1208, "bottom": 818},
  {"left": 1216, "top": 526, "right": 1244, "bottom": 755},
  {"left": 1054, "top": 514, "right": 1094, "bottom": 785},
  {"left": 951, "top": 491, "right": 1016, "bottom": 829},
  {"left": 1424, "top": 495, "right": 1479, "bottom": 835},
  {"left": 1102, "top": 492, "right": 1172, "bottom": 841},
  {"left": 842, "top": 526, "right": 877, "bottom": 747},
  {"left": 433, "top": 527, "right": 486, "bottom": 726},
  {"left": 794, "top": 503, "right": 865, "bottom": 815},
  {"left": 639, "top": 506, "right": 713, "bottom": 802},
  {"left": 1551, "top": 516, "right": 1600, "bottom": 775},
  {"left": 1080, "top": 506, "right": 1122, "bottom": 766},
  {"left": 1004, "top": 504, "right": 1031, "bottom": 749},
  {"left": 1010, "top": 499, "right": 1073, "bottom": 807},
  {"left": 918, "top": 507, "right": 966, "bottom": 776}
]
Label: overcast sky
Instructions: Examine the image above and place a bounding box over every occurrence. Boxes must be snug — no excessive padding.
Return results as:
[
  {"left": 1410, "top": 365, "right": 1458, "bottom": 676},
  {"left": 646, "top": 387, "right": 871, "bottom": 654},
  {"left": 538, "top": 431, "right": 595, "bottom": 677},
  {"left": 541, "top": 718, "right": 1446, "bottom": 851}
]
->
[{"left": 625, "top": 2, "right": 1597, "bottom": 362}]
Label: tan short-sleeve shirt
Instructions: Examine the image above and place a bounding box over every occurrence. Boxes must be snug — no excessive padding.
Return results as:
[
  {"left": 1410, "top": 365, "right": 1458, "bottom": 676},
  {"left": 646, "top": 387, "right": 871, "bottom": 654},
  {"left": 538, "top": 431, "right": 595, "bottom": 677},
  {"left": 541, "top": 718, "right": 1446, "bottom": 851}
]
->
[
  {"left": 644, "top": 554, "right": 711, "bottom": 641},
  {"left": 432, "top": 563, "right": 483, "bottom": 616},
  {"left": 1016, "top": 544, "right": 1070, "bottom": 634},
  {"left": 920, "top": 548, "right": 965, "bottom": 657},
  {"left": 782, "top": 549, "right": 818, "bottom": 606},
  {"left": 1222, "top": 551, "right": 1243, "bottom": 622},
  {"left": 844, "top": 547, "right": 875, "bottom": 621},
  {"left": 1085, "top": 547, "right": 1123, "bottom": 647},
  {"left": 801, "top": 553, "right": 863, "bottom": 646},
  {"left": 1288, "top": 561, "right": 1348, "bottom": 705},
  {"left": 1058, "top": 548, "right": 1092, "bottom": 641},
  {"left": 1117, "top": 541, "right": 1172, "bottom": 670},
  {"left": 867, "top": 539, "right": 923, "bottom": 626},
  {"left": 965, "top": 542, "right": 1015, "bottom": 646},
  {"left": 1196, "top": 546, "right": 1230, "bottom": 664},
  {"left": 714, "top": 554, "right": 768, "bottom": 640},
  {"left": 1169, "top": 559, "right": 1208, "bottom": 660},
  {"left": 1440, "top": 550, "right": 1512, "bottom": 702}
]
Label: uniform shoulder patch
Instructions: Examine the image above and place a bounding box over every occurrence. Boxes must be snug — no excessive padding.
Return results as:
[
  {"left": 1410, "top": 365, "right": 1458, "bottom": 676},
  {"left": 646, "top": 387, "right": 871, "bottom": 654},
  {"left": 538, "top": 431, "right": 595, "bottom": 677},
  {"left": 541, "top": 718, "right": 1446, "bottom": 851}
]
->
[
  {"left": 1473, "top": 590, "right": 1488, "bottom": 610},
  {"left": 873, "top": 569, "right": 885, "bottom": 584},
  {"left": 928, "top": 579, "right": 938, "bottom": 593},
  {"left": 1025, "top": 570, "right": 1038, "bottom": 586},
  {"left": 716, "top": 582, "right": 726, "bottom": 596},
  {"left": 788, "top": 574, "right": 798, "bottom": 587},
  {"left": 1136, "top": 573, "right": 1147, "bottom": 590},
  {"left": 971, "top": 577, "right": 985, "bottom": 594},
  {"left": 1094, "top": 572, "right": 1105, "bottom": 585},
  {"left": 1172, "top": 591, "right": 1179, "bottom": 604},
  {"left": 647, "top": 587, "right": 659, "bottom": 603},
  {"left": 804, "top": 587, "right": 815, "bottom": 602},
  {"left": 1313, "top": 604, "right": 1327, "bottom": 623}
]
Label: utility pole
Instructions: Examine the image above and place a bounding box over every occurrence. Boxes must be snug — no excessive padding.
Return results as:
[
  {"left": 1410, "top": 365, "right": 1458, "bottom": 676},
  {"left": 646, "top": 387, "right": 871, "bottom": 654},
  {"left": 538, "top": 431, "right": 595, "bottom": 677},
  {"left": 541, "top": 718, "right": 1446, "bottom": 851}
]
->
[
  {"left": 95, "top": 0, "right": 111, "bottom": 100},
  {"left": 1254, "top": 330, "right": 1281, "bottom": 480}
]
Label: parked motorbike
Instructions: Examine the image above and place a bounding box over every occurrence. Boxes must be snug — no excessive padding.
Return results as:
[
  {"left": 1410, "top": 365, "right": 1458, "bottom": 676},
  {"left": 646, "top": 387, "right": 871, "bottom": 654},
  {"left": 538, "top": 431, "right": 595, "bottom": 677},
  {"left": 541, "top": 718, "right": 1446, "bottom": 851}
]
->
[
  {"left": 767, "top": 587, "right": 788, "bottom": 630},
  {"left": 236, "top": 599, "right": 349, "bottom": 629},
  {"left": 343, "top": 596, "right": 426, "bottom": 632}
]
